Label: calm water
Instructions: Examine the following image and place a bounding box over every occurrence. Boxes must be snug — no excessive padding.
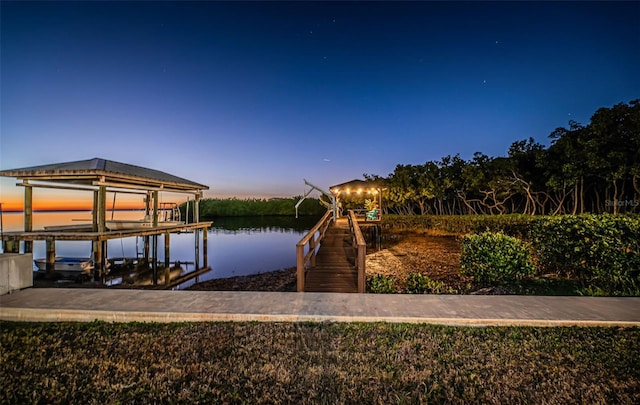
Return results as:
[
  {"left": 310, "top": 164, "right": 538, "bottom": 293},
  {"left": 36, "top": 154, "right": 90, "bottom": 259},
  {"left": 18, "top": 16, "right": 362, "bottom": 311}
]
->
[{"left": 0, "top": 211, "right": 319, "bottom": 287}]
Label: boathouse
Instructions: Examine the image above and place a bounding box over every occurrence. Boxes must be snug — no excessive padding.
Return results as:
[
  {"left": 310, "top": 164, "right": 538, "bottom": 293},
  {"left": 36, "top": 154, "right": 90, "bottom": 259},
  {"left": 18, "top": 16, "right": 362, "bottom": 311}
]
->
[{"left": 0, "top": 158, "right": 212, "bottom": 290}]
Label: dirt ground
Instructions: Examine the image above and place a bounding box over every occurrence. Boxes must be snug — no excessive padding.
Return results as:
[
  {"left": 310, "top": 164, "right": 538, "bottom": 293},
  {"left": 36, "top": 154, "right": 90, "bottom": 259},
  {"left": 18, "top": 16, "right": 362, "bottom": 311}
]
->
[
  {"left": 188, "top": 267, "right": 298, "bottom": 292},
  {"left": 367, "top": 230, "right": 469, "bottom": 291},
  {"left": 189, "top": 229, "right": 468, "bottom": 292}
]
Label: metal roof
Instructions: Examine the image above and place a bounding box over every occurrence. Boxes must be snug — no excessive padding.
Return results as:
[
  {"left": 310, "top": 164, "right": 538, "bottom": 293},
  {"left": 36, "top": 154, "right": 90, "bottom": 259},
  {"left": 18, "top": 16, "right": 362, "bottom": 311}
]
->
[
  {"left": 329, "top": 179, "right": 384, "bottom": 194},
  {"left": 0, "top": 158, "right": 209, "bottom": 192}
]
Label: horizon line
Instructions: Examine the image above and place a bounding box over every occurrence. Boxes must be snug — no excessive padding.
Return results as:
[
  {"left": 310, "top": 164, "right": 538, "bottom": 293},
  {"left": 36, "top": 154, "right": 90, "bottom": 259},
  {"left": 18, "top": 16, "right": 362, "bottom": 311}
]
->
[{"left": 0, "top": 208, "right": 146, "bottom": 213}]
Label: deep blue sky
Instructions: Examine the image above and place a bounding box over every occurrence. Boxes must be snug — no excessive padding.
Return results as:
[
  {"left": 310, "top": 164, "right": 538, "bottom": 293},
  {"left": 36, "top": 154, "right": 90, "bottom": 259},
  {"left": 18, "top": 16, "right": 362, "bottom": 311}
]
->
[{"left": 1, "top": 1, "right": 639, "bottom": 204}]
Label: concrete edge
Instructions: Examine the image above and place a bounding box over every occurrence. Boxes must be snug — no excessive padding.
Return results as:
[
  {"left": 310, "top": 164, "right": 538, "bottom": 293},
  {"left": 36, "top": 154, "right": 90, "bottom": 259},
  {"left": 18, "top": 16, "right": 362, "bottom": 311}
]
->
[{"left": 2, "top": 308, "right": 640, "bottom": 327}]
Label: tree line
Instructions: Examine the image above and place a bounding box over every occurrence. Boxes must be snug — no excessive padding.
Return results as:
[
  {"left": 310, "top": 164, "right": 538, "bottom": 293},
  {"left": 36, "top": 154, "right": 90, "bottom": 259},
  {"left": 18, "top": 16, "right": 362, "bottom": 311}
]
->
[
  {"left": 191, "top": 197, "right": 326, "bottom": 218},
  {"left": 367, "top": 100, "right": 639, "bottom": 215}
]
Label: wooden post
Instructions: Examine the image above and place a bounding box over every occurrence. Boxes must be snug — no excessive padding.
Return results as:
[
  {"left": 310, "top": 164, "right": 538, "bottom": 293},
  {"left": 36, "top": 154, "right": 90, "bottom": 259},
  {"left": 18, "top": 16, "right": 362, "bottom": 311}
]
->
[
  {"left": 101, "top": 240, "right": 108, "bottom": 283},
  {"left": 152, "top": 191, "right": 159, "bottom": 286},
  {"left": 357, "top": 244, "right": 366, "bottom": 293},
  {"left": 194, "top": 193, "right": 200, "bottom": 270},
  {"left": 152, "top": 234, "right": 158, "bottom": 286},
  {"left": 164, "top": 232, "right": 170, "bottom": 284},
  {"left": 309, "top": 237, "right": 317, "bottom": 268},
  {"left": 92, "top": 190, "right": 99, "bottom": 232},
  {"left": 152, "top": 191, "right": 159, "bottom": 227},
  {"left": 143, "top": 192, "right": 151, "bottom": 263},
  {"left": 89, "top": 190, "right": 98, "bottom": 280},
  {"left": 296, "top": 243, "right": 305, "bottom": 292},
  {"left": 193, "top": 228, "right": 200, "bottom": 271},
  {"left": 194, "top": 194, "right": 200, "bottom": 223},
  {"left": 45, "top": 239, "right": 56, "bottom": 274},
  {"left": 202, "top": 225, "right": 208, "bottom": 268},
  {"left": 97, "top": 186, "right": 106, "bottom": 232},
  {"left": 93, "top": 240, "right": 102, "bottom": 282},
  {"left": 24, "top": 183, "right": 33, "bottom": 253},
  {"left": 164, "top": 266, "right": 170, "bottom": 286},
  {"left": 348, "top": 210, "right": 367, "bottom": 293},
  {"left": 95, "top": 186, "right": 107, "bottom": 279},
  {"left": 0, "top": 203, "right": 6, "bottom": 253},
  {"left": 144, "top": 237, "right": 150, "bottom": 263}
]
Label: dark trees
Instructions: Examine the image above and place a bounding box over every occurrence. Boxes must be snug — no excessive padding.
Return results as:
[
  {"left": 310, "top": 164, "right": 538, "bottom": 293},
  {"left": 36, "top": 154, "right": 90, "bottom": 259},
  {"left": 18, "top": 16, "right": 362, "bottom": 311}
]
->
[{"left": 379, "top": 100, "right": 639, "bottom": 215}]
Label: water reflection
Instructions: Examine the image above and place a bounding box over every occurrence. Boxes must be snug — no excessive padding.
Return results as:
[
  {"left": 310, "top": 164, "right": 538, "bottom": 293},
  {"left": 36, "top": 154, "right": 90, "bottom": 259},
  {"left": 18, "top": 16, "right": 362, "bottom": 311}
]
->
[
  {"left": 209, "top": 215, "right": 317, "bottom": 232},
  {"left": 2, "top": 212, "right": 319, "bottom": 286},
  {"left": 187, "top": 216, "right": 318, "bottom": 286}
]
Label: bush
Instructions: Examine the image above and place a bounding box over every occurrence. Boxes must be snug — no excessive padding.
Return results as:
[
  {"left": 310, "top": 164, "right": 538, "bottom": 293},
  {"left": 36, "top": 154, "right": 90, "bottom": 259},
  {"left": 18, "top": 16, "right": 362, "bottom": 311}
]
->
[
  {"left": 531, "top": 215, "right": 640, "bottom": 294},
  {"left": 406, "top": 272, "right": 455, "bottom": 294},
  {"left": 367, "top": 274, "right": 397, "bottom": 293},
  {"left": 460, "top": 232, "right": 536, "bottom": 283}
]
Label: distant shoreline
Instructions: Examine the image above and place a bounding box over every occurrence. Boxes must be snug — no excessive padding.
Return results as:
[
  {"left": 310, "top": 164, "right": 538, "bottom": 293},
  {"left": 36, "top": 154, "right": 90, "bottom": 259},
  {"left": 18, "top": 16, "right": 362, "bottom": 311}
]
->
[{"left": 1, "top": 208, "right": 145, "bottom": 214}]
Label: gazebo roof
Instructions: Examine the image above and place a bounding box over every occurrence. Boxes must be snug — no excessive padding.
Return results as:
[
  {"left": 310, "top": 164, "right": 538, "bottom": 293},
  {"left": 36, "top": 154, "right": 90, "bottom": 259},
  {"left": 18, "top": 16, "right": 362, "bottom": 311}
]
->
[
  {"left": 329, "top": 179, "right": 384, "bottom": 195},
  {"left": 0, "top": 158, "right": 208, "bottom": 193}
]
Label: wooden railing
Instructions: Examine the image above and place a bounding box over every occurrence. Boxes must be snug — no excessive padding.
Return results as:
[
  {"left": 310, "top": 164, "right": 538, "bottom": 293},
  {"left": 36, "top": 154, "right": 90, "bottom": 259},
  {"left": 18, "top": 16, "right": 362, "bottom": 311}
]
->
[
  {"left": 296, "top": 210, "right": 333, "bottom": 292},
  {"left": 347, "top": 210, "right": 366, "bottom": 293}
]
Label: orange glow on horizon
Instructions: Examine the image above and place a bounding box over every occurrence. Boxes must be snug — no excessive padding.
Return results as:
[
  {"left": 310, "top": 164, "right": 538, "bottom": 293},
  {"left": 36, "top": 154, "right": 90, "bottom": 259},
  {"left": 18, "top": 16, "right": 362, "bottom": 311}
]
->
[
  {"left": 1, "top": 180, "right": 198, "bottom": 212},
  {"left": 1, "top": 195, "right": 145, "bottom": 212},
  {"left": 0, "top": 199, "right": 146, "bottom": 212}
]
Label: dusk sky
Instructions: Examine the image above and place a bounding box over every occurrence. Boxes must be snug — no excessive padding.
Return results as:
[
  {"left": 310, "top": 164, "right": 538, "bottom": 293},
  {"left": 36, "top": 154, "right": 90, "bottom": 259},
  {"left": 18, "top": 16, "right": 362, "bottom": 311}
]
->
[{"left": 1, "top": 1, "right": 639, "bottom": 210}]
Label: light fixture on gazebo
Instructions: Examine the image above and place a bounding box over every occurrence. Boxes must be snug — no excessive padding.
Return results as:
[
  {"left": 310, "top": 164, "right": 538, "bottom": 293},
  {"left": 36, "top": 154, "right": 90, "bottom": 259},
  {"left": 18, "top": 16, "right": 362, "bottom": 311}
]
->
[{"left": 329, "top": 179, "right": 385, "bottom": 220}]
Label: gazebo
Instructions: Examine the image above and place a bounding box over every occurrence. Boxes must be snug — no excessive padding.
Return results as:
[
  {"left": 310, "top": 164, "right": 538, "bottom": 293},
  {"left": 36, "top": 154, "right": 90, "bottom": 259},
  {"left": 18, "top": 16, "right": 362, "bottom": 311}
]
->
[
  {"left": 0, "top": 158, "right": 212, "bottom": 287},
  {"left": 329, "top": 179, "right": 384, "bottom": 220},
  {"left": 329, "top": 179, "right": 385, "bottom": 249}
]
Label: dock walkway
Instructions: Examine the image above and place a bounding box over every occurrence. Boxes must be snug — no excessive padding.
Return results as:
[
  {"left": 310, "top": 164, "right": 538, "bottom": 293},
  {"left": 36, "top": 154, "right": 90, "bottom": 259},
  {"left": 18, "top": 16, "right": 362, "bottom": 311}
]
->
[
  {"left": 1, "top": 288, "right": 640, "bottom": 327},
  {"left": 304, "top": 220, "right": 358, "bottom": 293}
]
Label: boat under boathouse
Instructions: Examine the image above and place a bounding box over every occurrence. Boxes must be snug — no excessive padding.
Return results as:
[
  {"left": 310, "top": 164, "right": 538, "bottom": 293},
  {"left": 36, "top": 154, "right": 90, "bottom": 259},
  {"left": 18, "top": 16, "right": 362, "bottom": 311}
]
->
[{"left": 0, "top": 158, "right": 212, "bottom": 288}]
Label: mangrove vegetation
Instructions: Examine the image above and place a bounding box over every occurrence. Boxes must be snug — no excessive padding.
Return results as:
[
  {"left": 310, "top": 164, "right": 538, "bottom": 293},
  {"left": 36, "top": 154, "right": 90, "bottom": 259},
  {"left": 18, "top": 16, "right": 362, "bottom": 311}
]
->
[
  {"left": 183, "top": 197, "right": 326, "bottom": 219},
  {"left": 365, "top": 100, "right": 639, "bottom": 216}
]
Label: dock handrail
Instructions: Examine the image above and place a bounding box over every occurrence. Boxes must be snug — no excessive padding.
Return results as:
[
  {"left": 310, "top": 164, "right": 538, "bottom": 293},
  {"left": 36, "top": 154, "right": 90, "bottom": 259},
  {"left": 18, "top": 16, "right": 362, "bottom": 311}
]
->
[
  {"left": 347, "top": 210, "right": 366, "bottom": 293},
  {"left": 296, "top": 210, "right": 334, "bottom": 292}
]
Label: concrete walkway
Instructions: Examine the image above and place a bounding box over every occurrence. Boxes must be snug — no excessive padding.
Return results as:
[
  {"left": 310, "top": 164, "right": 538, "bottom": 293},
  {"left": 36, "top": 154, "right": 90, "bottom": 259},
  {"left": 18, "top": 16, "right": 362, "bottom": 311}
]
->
[{"left": 2, "top": 288, "right": 640, "bottom": 327}]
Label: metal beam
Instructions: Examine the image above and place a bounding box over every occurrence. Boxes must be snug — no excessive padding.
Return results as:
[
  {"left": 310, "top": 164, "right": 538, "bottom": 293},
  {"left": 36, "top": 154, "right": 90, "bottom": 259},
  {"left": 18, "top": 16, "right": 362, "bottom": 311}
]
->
[
  {"left": 17, "top": 180, "right": 149, "bottom": 195},
  {"left": 92, "top": 181, "right": 202, "bottom": 194}
]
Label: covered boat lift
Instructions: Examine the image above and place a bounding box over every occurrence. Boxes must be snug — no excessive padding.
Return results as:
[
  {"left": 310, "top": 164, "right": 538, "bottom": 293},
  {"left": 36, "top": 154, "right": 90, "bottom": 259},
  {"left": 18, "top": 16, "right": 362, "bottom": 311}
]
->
[{"left": 0, "top": 158, "right": 212, "bottom": 287}]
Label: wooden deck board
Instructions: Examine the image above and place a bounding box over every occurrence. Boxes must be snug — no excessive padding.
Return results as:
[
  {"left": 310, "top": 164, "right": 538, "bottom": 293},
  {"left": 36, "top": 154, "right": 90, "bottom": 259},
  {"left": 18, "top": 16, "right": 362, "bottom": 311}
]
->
[{"left": 304, "top": 220, "right": 358, "bottom": 293}]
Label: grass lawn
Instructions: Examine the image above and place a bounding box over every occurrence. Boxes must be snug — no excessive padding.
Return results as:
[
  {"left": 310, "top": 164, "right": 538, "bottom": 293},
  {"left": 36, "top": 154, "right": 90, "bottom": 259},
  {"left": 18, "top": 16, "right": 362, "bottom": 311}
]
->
[{"left": 1, "top": 321, "right": 638, "bottom": 404}]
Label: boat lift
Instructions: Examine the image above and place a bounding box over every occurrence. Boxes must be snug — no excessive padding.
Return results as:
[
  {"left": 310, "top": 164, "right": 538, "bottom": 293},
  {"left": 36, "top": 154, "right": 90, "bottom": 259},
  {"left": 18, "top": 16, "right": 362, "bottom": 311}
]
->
[{"left": 295, "top": 179, "right": 338, "bottom": 220}]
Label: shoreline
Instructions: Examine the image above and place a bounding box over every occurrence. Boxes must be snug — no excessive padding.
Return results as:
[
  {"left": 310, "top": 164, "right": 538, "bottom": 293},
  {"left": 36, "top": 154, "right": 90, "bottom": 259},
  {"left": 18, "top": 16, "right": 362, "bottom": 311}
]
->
[
  {"left": 187, "top": 267, "right": 298, "bottom": 292},
  {"left": 188, "top": 229, "right": 465, "bottom": 293}
]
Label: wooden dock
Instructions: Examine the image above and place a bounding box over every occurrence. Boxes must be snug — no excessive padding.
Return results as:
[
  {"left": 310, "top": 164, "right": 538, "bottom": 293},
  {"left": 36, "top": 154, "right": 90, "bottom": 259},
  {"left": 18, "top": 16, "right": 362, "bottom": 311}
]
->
[
  {"left": 304, "top": 219, "right": 358, "bottom": 292},
  {"left": 297, "top": 211, "right": 367, "bottom": 293}
]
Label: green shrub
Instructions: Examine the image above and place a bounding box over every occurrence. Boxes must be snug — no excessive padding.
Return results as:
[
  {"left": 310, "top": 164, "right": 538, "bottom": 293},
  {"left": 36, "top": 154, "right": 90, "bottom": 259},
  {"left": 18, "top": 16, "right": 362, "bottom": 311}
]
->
[
  {"left": 460, "top": 232, "right": 536, "bottom": 283},
  {"left": 381, "top": 213, "right": 640, "bottom": 295},
  {"left": 406, "top": 272, "right": 428, "bottom": 293},
  {"left": 406, "top": 272, "right": 455, "bottom": 294},
  {"left": 367, "top": 274, "right": 397, "bottom": 293},
  {"left": 531, "top": 214, "right": 640, "bottom": 294}
]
